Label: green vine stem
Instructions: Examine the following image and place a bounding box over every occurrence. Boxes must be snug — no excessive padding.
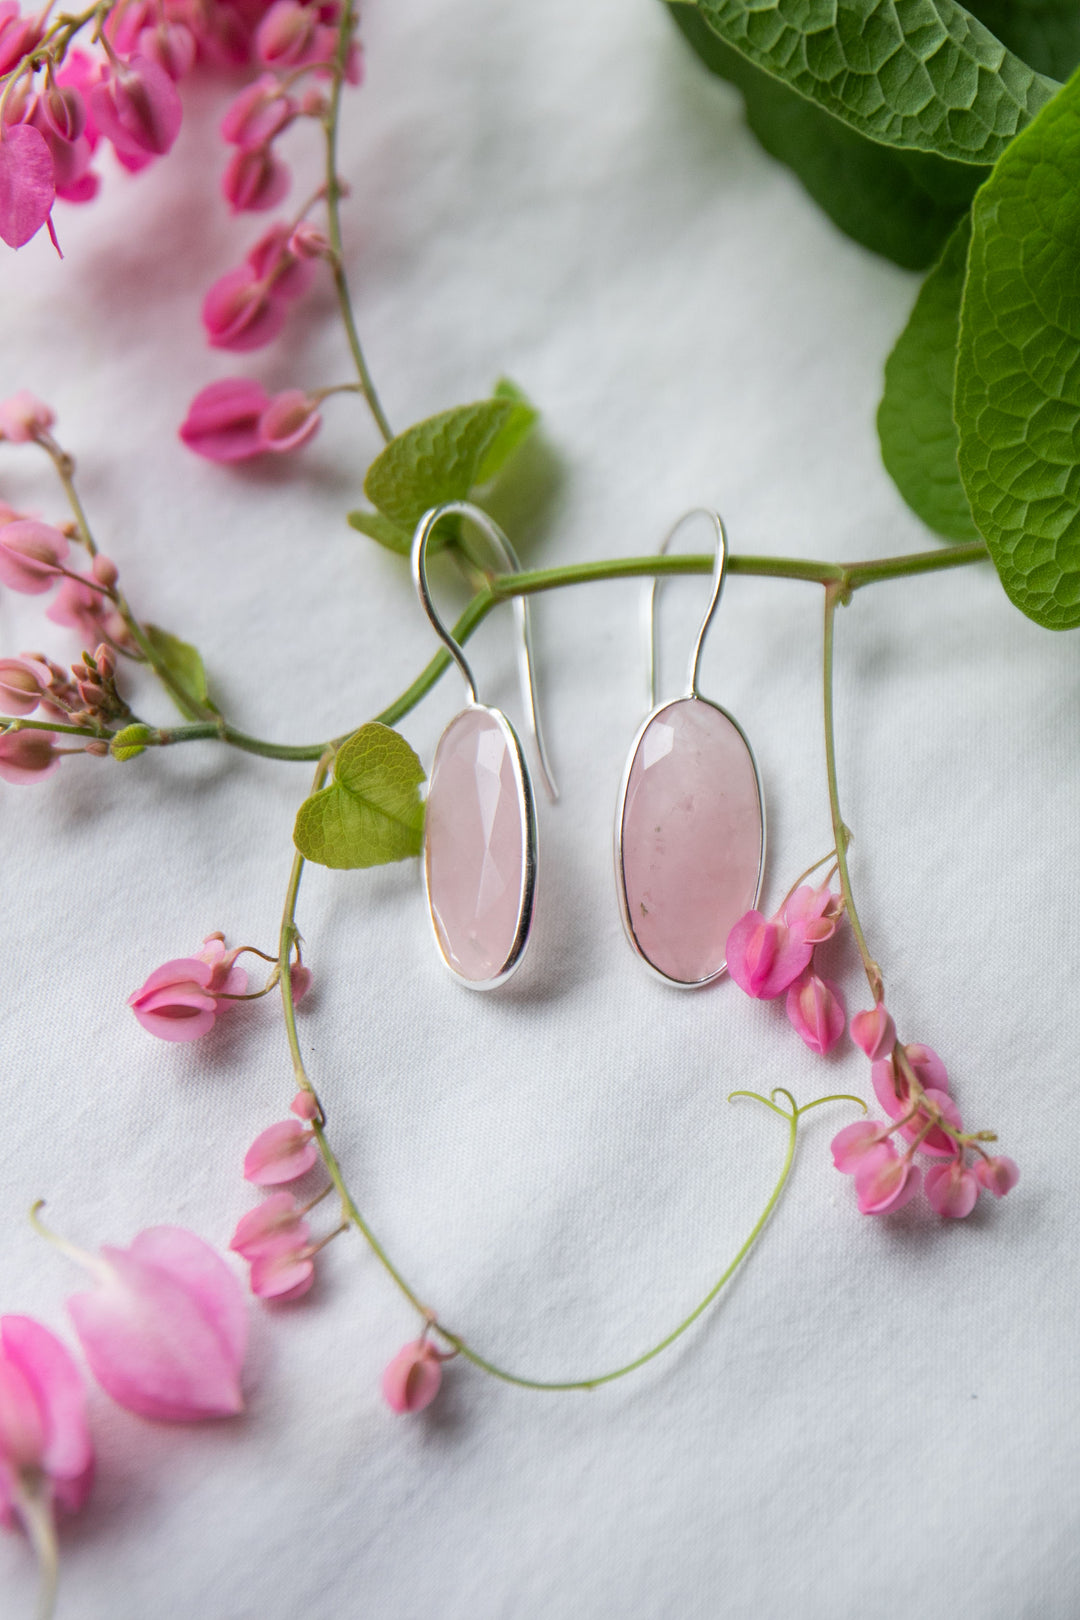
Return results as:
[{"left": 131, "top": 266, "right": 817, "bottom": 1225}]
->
[{"left": 1, "top": 541, "right": 990, "bottom": 760}]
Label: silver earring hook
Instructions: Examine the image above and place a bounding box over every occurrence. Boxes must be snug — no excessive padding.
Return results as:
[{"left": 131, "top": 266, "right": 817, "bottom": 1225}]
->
[
  {"left": 412, "top": 501, "right": 559, "bottom": 802},
  {"left": 646, "top": 508, "right": 728, "bottom": 708}
]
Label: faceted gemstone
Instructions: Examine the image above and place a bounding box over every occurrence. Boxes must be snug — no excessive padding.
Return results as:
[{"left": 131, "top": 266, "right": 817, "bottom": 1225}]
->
[
  {"left": 425, "top": 707, "right": 530, "bottom": 984},
  {"left": 619, "top": 697, "right": 762, "bottom": 984}
]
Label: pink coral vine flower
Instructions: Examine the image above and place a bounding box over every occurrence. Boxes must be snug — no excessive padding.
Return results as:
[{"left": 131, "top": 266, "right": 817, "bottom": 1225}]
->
[
  {"left": 202, "top": 263, "right": 288, "bottom": 351},
  {"left": 248, "top": 1245, "right": 314, "bottom": 1301},
  {"left": 0, "top": 655, "right": 53, "bottom": 716},
  {"left": 850, "top": 1004, "right": 896, "bottom": 1063},
  {"left": 0, "top": 390, "right": 55, "bottom": 442},
  {"left": 128, "top": 933, "right": 248, "bottom": 1042},
  {"left": 180, "top": 377, "right": 273, "bottom": 461},
  {"left": 46, "top": 574, "right": 109, "bottom": 640},
  {"left": 230, "top": 1191, "right": 309, "bottom": 1260},
  {"left": 853, "top": 1144, "right": 921, "bottom": 1216},
  {"left": 221, "top": 142, "right": 289, "bottom": 213},
  {"left": 830, "top": 1118, "right": 890, "bottom": 1174},
  {"left": 974, "top": 1156, "right": 1020, "bottom": 1199},
  {"left": 258, "top": 388, "right": 321, "bottom": 451},
  {"left": 725, "top": 910, "right": 813, "bottom": 999},
  {"left": 0, "top": 728, "right": 59, "bottom": 784},
  {"left": 89, "top": 52, "right": 182, "bottom": 160},
  {"left": 924, "top": 1160, "right": 979, "bottom": 1219},
  {"left": 61, "top": 1225, "right": 248, "bottom": 1421},
  {"left": 243, "top": 1118, "right": 318, "bottom": 1186},
  {"left": 785, "top": 968, "right": 845, "bottom": 1055},
  {"left": 221, "top": 75, "right": 296, "bottom": 148},
  {"left": 0, "top": 519, "right": 70, "bottom": 593},
  {"left": 0, "top": 1315, "right": 93, "bottom": 1528},
  {"left": 382, "top": 1339, "right": 445, "bottom": 1415},
  {"left": 782, "top": 881, "right": 844, "bottom": 944}
]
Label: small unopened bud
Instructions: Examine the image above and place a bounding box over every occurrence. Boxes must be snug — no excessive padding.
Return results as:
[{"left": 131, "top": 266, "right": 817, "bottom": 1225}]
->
[
  {"left": 290, "top": 1090, "right": 318, "bottom": 1120},
  {"left": 84, "top": 740, "right": 109, "bottom": 756},
  {"left": 91, "top": 554, "right": 119, "bottom": 589},
  {"left": 288, "top": 222, "right": 330, "bottom": 260},
  {"left": 94, "top": 644, "right": 116, "bottom": 679},
  {"left": 299, "top": 87, "right": 328, "bottom": 119}
]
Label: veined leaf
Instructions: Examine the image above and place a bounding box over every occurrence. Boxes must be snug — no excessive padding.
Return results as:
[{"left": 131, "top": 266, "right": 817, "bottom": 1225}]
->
[
  {"left": 680, "top": 0, "right": 1058, "bottom": 166},
  {"left": 878, "top": 216, "right": 980, "bottom": 539},
  {"left": 143, "top": 624, "right": 212, "bottom": 720},
  {"left": 293, "top": 724, "right": 425, "bottom": 869}
]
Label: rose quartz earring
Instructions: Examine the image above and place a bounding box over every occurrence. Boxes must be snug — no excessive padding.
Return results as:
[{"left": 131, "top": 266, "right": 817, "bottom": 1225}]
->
[
  {"left": 412, "top": 502, "right": 558, "bottom": 990},
  {"left": 615, "top": 509, "right": 765, "bottom": 986}
]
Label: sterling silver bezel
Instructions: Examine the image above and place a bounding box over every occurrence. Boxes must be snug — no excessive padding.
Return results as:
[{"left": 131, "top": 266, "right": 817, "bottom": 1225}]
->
[
  {"left": 614, "top": 693, "right": 766, "bottom": 989},
  {"left": 423, "top": 702, "right": 538, "bottom": 992}
]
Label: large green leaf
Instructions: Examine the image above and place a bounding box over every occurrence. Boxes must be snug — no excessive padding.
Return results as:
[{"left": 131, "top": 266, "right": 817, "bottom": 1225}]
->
[
  {"left": 670, "top": 5, "right": 981, "bottom": 267},
  {"left": 967, "top": 0, "right": 1080, "bottom": 82},
  {"left": 143, "top": 624, "right": 212, "bottom": 720},
  {"left": 293, "top": 724, "right": 426, "bottom": 869},
  {"left": 955, "top": 67, "right": 1080, "bottom": 628},
  {"left": 878, "top": 217, "right": 980, "bottom": 538},
  {"left": 679, "top": 0, "right": 1057, "bottom": 165}
]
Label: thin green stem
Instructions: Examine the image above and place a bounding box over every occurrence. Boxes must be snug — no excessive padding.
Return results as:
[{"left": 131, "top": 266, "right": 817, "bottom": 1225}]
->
[
  {"left": 322, "top": 4, "right": 392, "bottom": 443},
  {"left": 822, "top": 585, "right": 881, "bottom": 1001}
]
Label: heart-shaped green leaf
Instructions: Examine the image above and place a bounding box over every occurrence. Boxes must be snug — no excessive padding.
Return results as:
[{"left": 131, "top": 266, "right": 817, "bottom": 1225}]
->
[
  {"left": 293, "top": 724, "right": 426, "bottom": 869},
  {"left": 143, "top": 624, "right": 212, "bottom": 720}
]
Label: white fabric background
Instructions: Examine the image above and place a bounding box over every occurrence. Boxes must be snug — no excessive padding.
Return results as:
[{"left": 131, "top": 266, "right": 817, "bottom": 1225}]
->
[{"left": 2, "top": 1, "right": 1078, "bottom": 1616}]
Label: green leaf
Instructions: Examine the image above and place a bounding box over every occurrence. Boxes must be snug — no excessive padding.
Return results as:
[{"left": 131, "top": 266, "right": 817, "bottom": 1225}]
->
[
  {"left": 475, "top": 380, "right": 539, "bottom": 484},
  {"left": 669, "top": 4, "right": 982, "bottom": 268},
  {"left": 878, "top": 216, "right": 980, "bottom": 539},
  {"left": 143, "top": 624, "right": 211, "bottom": 720},
  {"left": 345, "top": 510, "right": 413, "bottom": 554},
  {"left": 364, "top": 389, "right": 537, "bottom": 529},
  {"left": 966, "top": 0, "right": 1080, "bottom": 82},
  {"left": 682, "top": 0, "right": 1058, "bottom": 166},
  {"left": 293, "top": 723, "right": 426, "bottom": 869},
  {"left": 956, "top": 68, "right": 1080, "bottom": 628},
  {"left": 110, "top": 723, "right": 153, "bottom": 762}
]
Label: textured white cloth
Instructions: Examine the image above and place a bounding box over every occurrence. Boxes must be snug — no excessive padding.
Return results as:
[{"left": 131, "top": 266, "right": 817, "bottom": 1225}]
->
[{"left": 2, "top": 2, "right": 1077, "bottom": 1616}]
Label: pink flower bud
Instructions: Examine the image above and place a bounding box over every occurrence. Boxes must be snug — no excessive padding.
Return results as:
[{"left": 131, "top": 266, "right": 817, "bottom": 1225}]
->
[
  {"left": 40, "top": 84, "right": 86, "bottom": 144},
  {"left": 221, "top": 144, "right": 290, "bottom": 214},
  {"left": 0, "top": 1316, "right": 93, "bottom": 1525},
  {"left": 258, "top": 389, "right": 321, "bottom": 452},
  {"left": 973, "top": 1155, "right": 1019, "bottom": 1198},
  {"left": 725, "top": 909, "right": 813, "bottom": 999},
  {"left": 230, "top": 1191, "right": 309, "bottom": 1259},
  {"left": 299, "top": 86, "right": 328, "bottom": 119},
  {"left": 243, "top": 1119, "right": 318, "bottom": 1186},
  {"left": 0, "top": 3, "right": 43, "bottom": 76},
  {"left": 382, "top": 1339, "right": 443, "bottom": 1415},
  {"left": 180, "top": 377, "right": 274, "bottom": 461},
  {"left": 246, "top": 221, "right": 315, "bottom": 300},
  {"left": 89, "top": 53, "right": 182, "bottom": 159},
  {"left": 850, "top": 1004, "right": 895, "bottom": 1063},
  {"left": 136, "top": 21, "right": 196, "bottom": 81},
  {"left": 0, "top": 392, "right": 55, "bottom": 443},
  {"left": 255, "top": 0, "right": 318, "bottom": 66},
  {"left": 0, "top": 728, "right": 58, "bottom": 784},
  {"left": 290, "top": 1088, "right": 317, "bottom": 1119},
  {"left": 925, "top": 1160, "right": 980, "bottom": 1218},
  {"left": 0, "top": 655, "right": 52, "bottom": 715},
  {"left": 288, "top": 221, "right": 330, "bottom": 259},
  {"left": 66, "top": 1226, "right": 247, "bottom": 1422},
  {"left": 0, "top": 122, "right": 55, "bottom": 250},
  {"left": 46, "top": 575, "right": 108, "bottom": 640},
  {"left": 104, "top": 0, "right": 152, "bottom": 59},
  {"left": 785, "top": 968, "right": 846, "bottom": 1055},
  {"left": 853, "top": 1144, "right": 921, "bottom": 1216},
  {"left": 94, "top": 642, "right": 116, "bottom": 678},
  {"left": 782, "top": 881, "right": 844, "bottom": 945},
  {"left": 91, "top": 553, "right": 119, "bottom": 588},
  {"left": 221, "top": 76, "right": 295, "bottom": 149},
  {"left": 202, "top": 265, "right": 288, "bottom": 351}
]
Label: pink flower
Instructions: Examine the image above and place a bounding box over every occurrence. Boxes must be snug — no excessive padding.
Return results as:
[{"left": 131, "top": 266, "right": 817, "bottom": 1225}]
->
[
  {"left": 89, "top": 53, "right": 182, "bottom": 160},
  {"left": 255, "top": 0, "right": 325, "bottom": 67},
  {"left": 382, "top": 1339, "right": 444, "bottom": 1415},
  {"left": 230, "top": 1191, "right": 309, "bottom": 1260},
  {"left": 830, "top": 1118, "right": 890, "bottom": 1174},
  {"left": 0, "top": 390, "right": 55, "bottom": 443},
  {"left": 0, "top": 520, "right": 70, "bottom": 593},
  {"left": 248, "top": 1245, "right": 314, "bottom": 1301},
  {"left": 974, "top": 1155, "right": 1020, "bottom": 1198},
  {"left": 221, "top": 143, "right": 290, "bottom": 213},
  {"left": 179, "top": 378, "right": 273, "bottom": 461},
  {"left": 243, "top": 1119, "right": 318, "bottom": 1186},
  {"left": 782, "top": 882, "right": 844, "bottom": 945},
  {"left": 259, "top": 389, "right": 321, "bottom": 452},
  {"left": 289, "top": 963, "right": 312, "bottom": 1004},
  {"left": 785, "top": 968, "right": 846, "bottom": 1054},
  {"left": 925, "top": 1160, "right": 980, "bottom": 1218},
  {"left": 853, "top": 1144, "right": 921, "bottom": 1215},
  {"left": 128, "top": 934, "right": 249, "bottom": 1042},
  {"left": 850, "top": 1004, "right": 896, "bottom": 1063},
  {"left": 221, "top": 76, "right": 295, "bottom": 149},
  {"left": 0, "top": 2, "right": 41, "bottom": 73},
  {"left": 0, "top": 1315, "right": 93, "bottom": 1526},
  {"left": 0, "top": 729, "right": 59, "bottom": 784},
  {"left": 246, "top": 221, "right": 316, "bottom": 300},
  {"left": 136, "top": 21, "right": 196, "bottom": 81},
  {"left": 725, "top": 910, "right": 813, "bottom": 999},
  {"left": 202, "top": 264, "right": 288, "bottom": 351},
  {"left": 872, "top": 1056, "right": 961, "bottom": 1157},
  {"left": 46, "top": 575, "right": 108, "bottom": 640},
  {"left": 0, "top": 656, "right": 53, "bottom": 716},
  {"left": 289, "top": 220, "right": 330, "bottom": 260},
  {"left": 0, "top": 121, "right": 55, "bottom": 250},
  {"left": 66, "top": 1226, "right": 247, "bottom": 1421}
]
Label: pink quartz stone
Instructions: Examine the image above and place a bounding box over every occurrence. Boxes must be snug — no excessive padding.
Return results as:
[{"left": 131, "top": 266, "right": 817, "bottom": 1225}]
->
[
  {"left": 619, "top": 697, "right": 763, "bottom": 984},
  {"left": 425, "top": 706, "right": 531, "bottom": 985}
]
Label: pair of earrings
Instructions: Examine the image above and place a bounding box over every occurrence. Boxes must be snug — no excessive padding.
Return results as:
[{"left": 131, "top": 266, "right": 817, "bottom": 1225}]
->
[{"left": 412, "top": 503, "right": 765, "bottom": 990}]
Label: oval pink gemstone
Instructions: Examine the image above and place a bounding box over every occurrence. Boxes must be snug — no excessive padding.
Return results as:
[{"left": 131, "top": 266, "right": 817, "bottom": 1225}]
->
[
  {"left": 619, "top": 697, "right": 763, "bottom": 984},
  {"left": 424, "top": 707, "right": 531, "bottom": 985}
]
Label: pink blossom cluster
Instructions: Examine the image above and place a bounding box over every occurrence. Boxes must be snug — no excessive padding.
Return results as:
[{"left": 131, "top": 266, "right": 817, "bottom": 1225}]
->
[
  {"left": 832, "top": 1005, "right": 1019, "bottom": 1217},
  {"left": 231, "top": 1091, "right": 325, "bottom": 1300},
  {"left": 3, "top": 1217, "right": 248, "bottom": 1588},
  {"left": 726, "top": 879, "right": 847, "bottom": 1054}
]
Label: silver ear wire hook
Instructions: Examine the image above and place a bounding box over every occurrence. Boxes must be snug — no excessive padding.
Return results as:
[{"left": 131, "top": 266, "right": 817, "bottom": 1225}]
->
[
  {"left": 412, "top": 501, "right": 559, "bottom": 801},
  {"left": 646, "top": 508, "right": 728, "bottom": 707}
]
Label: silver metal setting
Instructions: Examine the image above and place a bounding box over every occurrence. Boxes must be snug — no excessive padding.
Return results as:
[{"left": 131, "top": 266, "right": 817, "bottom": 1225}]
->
[
  {"left": 412, "top": 502, "right": 555, "bottom": 991},
  {"left": 615, "top": 510, "right": 766, "bottom": 988},
  {"left": 422, "top": 702, "right": 538, "bottom": 992}
]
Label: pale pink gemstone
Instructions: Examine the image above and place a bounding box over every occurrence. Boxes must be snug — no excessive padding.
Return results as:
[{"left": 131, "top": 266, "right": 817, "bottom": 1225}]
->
[
  {"left": 620, "top": 697, "right": 762, "bottom": 984},
  {"left": 425, "top": 707, "right": 529, "bottom": 984}
]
